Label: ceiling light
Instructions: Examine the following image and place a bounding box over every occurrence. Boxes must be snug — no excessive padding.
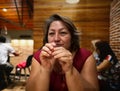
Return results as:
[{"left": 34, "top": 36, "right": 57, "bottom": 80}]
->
[
  {"left": 66, "top": 0, "right": 80, "bottom": 4},
  {"left": 2, "top": 8, "right": 7, "bottom": 12}
]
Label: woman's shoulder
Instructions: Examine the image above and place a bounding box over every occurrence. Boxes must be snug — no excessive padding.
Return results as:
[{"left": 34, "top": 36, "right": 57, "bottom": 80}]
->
[
  {"left": 78, "top": 48, "right": 92, "bottom": 55},
  {"left": 33, "top": 49, "right": 41, "bottom": 63},
  {"left": 73, "top": 48, "right": 92, "bottom": 71},
  {"left": 75, "top": 48, "right": 92, "bottom": 61}
]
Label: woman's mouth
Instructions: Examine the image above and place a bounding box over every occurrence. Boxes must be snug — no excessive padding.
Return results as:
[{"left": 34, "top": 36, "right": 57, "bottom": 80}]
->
[{"left": 55, "top": 44, "right": 63, "bottom": 47}]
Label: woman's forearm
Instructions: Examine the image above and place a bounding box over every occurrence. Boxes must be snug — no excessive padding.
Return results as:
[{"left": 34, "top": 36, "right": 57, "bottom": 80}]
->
[
  {"left": 65, "top": 67, "right": 97, "bottom": 91},
  {"left": 65, "top": 67, "right": 84, "bottom": 91},
  {"left": 39, "top": 70, "right": 50, "bottom": 91},
  {"left": 97, "top": 59, "right": 112, "bottom": 72},
  {"left": 26, "top": 68, "right": 50, "bottom": 91}
]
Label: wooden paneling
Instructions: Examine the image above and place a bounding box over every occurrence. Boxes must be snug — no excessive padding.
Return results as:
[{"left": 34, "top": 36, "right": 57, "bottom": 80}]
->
[{"left": 33, "top": 0, "right": 112, "bottom": 52}]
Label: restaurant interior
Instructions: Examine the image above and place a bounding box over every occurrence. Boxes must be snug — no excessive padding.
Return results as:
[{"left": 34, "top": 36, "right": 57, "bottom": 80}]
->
[{"left": 0, "top": 0, "right": 120, "bottom": 91}]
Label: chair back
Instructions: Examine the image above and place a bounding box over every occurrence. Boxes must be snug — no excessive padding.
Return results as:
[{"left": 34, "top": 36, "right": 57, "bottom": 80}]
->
[{"left": 26, "top": 55, "right": 33, "bottom": 67}]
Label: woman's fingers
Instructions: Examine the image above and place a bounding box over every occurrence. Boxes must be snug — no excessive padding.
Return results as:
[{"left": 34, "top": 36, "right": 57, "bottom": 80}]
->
[
  {"left": 41, "top": 42, "right": 56, "bottom": 56},
  {"left": 53, "top": 47, "right": 71, "bottom": 58}
]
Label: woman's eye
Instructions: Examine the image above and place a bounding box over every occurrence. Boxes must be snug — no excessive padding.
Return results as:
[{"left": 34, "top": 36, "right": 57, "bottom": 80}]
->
[
  {"left": 48, "top": 32, "right": 54, "bottom": 36},
  {"left": 60, "top": 32, "right": 67, "bottom": 35}
]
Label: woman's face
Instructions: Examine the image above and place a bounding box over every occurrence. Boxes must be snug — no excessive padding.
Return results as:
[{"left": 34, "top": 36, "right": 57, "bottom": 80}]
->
[{"left": 48, "top": 21, "right": 71, "bottom": 50}]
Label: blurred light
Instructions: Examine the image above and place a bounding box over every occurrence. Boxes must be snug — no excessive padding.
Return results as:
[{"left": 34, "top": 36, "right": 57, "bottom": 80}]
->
[
  {"left": 11, "top": 39, "right": 33, "bottom": 47},
  {"left": 66, "top": 0, "right": 80, "bottom": 4},
  {"left": 2, "top": 8, "right": 7, "bottom": 12}
]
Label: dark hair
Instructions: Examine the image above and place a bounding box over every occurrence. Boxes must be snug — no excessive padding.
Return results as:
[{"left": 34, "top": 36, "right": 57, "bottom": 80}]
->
[
  {"left": 0, "top": 36, "right": 6, "bottom": 43},
  {"left": 43, "top": 14, "right": 80, "bottom": 52},
  {"left": 95, "top": 41, "right": 118, "bottom": 64}
]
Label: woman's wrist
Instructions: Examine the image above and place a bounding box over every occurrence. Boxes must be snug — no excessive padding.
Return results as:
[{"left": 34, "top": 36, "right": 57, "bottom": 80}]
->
[
  {"left": 41, "top": 66, "right": 51, "bottom": 76},
  {"left": 65, "top": 66, "right": 73, "bottom": 76}
]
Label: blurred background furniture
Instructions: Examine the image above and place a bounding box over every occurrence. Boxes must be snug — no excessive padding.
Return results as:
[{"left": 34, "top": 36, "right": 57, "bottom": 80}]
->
[{"left": 14, "top": 55, "right": 33, "bottom": 81}]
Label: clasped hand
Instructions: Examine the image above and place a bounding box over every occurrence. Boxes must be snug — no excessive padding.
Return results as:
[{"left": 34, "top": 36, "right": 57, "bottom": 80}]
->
[{"left": 40, "top": 42, "right": 73, "bottom": 73}]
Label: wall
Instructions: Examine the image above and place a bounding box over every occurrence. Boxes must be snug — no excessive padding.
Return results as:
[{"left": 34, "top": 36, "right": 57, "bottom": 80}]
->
[
  {"left": 110, "top": 0, "right": 120, "bottom": 61},
  {"left": 33, "top": 0, "right": 111, "bottom": 52},
  {"left": 10, "top": 39, "right": 33, "bottom": 73},
  {"left": 8, "top": 30, "right": 33, "bottom": 39}
]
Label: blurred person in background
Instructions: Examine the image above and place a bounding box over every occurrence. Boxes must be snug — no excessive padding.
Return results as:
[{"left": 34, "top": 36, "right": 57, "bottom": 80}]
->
[
  {"left": 92, "top": 40, "right": 120, "bottom": 91},
  {"left": 0, "top": 36, "right": 19, "bottom": 85}
]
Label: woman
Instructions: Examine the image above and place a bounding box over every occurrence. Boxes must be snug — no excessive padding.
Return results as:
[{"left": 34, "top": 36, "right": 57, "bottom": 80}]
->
[
  {"left": 94, "top": 41, "right": 119, "bottom": 91},
  {"left": 26, "top": 14, "right": 99, "bottom": 91}
]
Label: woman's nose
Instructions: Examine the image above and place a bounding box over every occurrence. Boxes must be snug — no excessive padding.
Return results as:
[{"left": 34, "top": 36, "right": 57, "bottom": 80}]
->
[{"left": 54, "top": 34, "right": 60, "bottom": 42}]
